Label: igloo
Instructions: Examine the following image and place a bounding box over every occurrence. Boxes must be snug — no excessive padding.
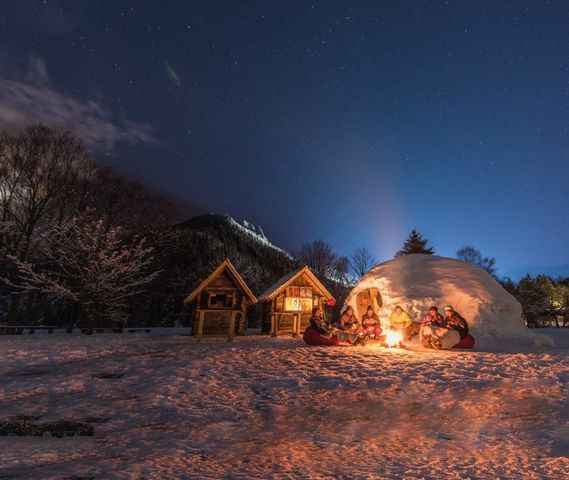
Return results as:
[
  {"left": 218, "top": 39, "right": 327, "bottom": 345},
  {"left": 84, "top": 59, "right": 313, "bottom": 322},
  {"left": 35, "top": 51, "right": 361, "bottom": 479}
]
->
[{"left": 345, "top": 254, "right": 552, "bottom": 347}]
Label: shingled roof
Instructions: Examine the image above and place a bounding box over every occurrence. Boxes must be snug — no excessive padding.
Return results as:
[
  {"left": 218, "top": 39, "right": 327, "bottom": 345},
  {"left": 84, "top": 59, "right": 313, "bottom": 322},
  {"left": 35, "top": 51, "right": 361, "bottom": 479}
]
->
[
  {"left": 258, "top": 266, "right": 333, "bottom": 302},
  {"left": 183, "top": 259, "right": 257, "bottom": 305}
]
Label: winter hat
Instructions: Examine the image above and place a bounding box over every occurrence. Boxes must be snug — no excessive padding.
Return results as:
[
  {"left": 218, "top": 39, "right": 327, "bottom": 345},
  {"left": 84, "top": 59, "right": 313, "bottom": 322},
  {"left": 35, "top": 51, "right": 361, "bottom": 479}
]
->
[
  {"left": 394, "top": 305, "right": 402, "bottom": 311},
  {"left": 444, "top": 305, "right": 454, "bottom": 312},
  {"left": 429, "top": 306, "right": 438, "bottom": 312},
  {"left": 366, "top": 305, "right": 373, "bottom": 311}
]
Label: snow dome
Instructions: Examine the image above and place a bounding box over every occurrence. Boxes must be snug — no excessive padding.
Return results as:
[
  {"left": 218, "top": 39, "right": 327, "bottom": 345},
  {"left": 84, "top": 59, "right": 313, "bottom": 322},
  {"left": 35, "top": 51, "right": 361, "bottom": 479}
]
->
[{"left": 345, "top": 254, "right": 552, "bottom": 347}]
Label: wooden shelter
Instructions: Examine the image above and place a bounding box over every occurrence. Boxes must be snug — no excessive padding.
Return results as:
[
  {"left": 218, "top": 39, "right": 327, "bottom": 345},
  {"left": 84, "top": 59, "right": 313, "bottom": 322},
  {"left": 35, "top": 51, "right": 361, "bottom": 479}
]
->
[
  {"left": 258, "top": 266, "right": 334, "bottom": 336},
  {"left": 183, "top": 259, "right": 257, "bottom": 342}
]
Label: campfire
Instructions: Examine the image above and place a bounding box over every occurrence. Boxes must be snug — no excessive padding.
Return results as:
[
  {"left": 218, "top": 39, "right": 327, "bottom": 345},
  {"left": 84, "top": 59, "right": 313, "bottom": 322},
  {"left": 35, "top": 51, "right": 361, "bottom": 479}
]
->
[{"left": 384, "top": 329, "right": 404, "bottom": 348}]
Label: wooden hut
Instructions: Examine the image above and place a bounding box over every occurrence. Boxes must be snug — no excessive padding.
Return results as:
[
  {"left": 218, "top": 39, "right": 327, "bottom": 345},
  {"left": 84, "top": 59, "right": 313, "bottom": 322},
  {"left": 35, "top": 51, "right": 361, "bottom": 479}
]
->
[
  {"left": 183, "top": 259, "right": 257, "bottom": 342},
  {"left": 258, "top": 266, "right": 334, "bottom": 337}
]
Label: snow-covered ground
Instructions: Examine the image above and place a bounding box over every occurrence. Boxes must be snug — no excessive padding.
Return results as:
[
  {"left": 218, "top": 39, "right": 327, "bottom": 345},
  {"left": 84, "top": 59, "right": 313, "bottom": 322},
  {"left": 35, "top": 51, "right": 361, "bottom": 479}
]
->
[{"left": 0, "top": 329, "right": 568, "bottom": 479}]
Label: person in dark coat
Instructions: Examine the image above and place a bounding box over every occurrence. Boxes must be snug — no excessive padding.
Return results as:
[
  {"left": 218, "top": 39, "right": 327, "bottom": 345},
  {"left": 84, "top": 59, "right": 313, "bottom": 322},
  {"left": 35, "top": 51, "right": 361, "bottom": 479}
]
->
[
  {"left": 420, "top": 306, "right": 446, "bottom": 348},
  {"left": 443, "top": 305, "right": 469, "bottom": 339},
  {"left": 420, "top": 305, "right": 468, "bottom": 350},
  {"left": 305, "top": 306, "right": 367, "bottom": 346},
  {"left": 420, "top": 306, "right": 445, "bottom": 328},
  {"left": 338, "top": 306, "right": 360, "bottom": 334}
]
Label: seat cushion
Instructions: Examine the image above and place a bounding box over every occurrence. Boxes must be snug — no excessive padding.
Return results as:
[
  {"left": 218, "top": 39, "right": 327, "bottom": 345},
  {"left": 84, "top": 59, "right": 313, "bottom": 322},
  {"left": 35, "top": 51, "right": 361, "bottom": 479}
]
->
[
  {"left": 303, "top": 326, "right": 340, "bottom": 346},
  {"left": 453, "top": 334, "right": 475, "bottom": 349}
]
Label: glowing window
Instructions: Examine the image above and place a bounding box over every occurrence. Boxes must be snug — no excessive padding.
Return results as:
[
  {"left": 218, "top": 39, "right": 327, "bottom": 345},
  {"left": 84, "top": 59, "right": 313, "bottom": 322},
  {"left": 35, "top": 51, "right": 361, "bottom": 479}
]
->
[{"left": 285, "top": 297, "right": 313, "bottom": 312}]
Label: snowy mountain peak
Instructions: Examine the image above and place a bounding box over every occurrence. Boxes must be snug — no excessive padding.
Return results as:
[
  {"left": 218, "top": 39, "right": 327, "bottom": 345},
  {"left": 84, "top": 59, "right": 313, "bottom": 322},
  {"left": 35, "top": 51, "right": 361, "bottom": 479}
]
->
[
  {"left": 241, "top": 219, "right": 267, "bottom": 240},
  {"left": 178, "top": 213, "right": 291, "bottom": 258}
]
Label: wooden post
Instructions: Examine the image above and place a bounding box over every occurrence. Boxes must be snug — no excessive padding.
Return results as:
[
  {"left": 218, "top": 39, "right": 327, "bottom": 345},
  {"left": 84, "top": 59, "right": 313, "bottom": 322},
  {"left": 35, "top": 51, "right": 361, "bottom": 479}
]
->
[
  {"left": 240, "top": 298, "right": 247, "bottom": 335},
  {"left": 196, "top": 310, "right": 205, "bottom": 343},
  {"left": 292, "top": 313, "right": 299, "bottom": 337},
  {"left": 270, "top": 313, "right": 277, "bottom": 337},
  {"left": 228, "top": 311, "right": 236, "bottom": 342}
]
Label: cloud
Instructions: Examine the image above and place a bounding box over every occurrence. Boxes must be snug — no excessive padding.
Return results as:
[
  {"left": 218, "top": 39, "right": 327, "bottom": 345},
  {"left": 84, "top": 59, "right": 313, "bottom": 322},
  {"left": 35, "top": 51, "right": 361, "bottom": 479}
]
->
[{"left": 0, "top": 57, "right": 154, "bottom": 150}]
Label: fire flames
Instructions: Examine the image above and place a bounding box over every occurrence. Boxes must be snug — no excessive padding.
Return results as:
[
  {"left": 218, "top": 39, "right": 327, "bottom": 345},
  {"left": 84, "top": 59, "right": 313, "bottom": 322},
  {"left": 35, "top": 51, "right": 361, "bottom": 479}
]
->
[{"left": 385, "top": 329, "right": 403, "bottom": 347}]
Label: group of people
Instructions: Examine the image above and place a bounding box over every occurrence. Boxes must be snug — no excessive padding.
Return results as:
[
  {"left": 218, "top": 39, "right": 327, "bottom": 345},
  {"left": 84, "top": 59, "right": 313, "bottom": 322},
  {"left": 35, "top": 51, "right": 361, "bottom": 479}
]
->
[{"left": 306, "top": 303, "right": 471, "bottom": 350}]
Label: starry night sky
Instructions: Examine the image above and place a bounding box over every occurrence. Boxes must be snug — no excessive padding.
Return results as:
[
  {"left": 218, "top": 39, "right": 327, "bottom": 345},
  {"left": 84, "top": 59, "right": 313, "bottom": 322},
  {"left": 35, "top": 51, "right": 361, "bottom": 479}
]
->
[{"left": 1, "top": 0, "right": 568, "bottom": 276}]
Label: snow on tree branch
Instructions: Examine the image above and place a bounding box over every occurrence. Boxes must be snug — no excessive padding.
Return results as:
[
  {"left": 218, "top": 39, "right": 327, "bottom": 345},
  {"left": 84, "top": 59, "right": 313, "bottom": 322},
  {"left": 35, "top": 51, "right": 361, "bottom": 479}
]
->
[{"left": 3, "top": 213, "right": 159, "bottom": 328}]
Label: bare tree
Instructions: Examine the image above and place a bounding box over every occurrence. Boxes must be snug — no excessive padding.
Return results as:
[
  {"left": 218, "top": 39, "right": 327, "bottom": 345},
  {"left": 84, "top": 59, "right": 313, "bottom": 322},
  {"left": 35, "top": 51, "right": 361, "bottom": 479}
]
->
[
  {"left": 1, "top": 125, "right": 173, "bottom": 323},
  {"left": 0, "top": 125, "right": 92, "bottom": 322},
  {"left": 456, "top": 246, "right": 497, "bottom": 277},
  {"left": 6, "top": 213, "right": 158, "bottom": 332},
  {"left": 294, "top": 239, "right": 350, "bottom": 283},
  {"left": 350, "top": 245, "right": 377, "bottom": 279},
  {"left": 295, "top": 239, "right": 337, "bottom": 278},
  {"left": 90, "top": 166, "right": 173, "bottom": 236},
  {"left": 0, "top": 221, "right": 17, "bottom": 259}
]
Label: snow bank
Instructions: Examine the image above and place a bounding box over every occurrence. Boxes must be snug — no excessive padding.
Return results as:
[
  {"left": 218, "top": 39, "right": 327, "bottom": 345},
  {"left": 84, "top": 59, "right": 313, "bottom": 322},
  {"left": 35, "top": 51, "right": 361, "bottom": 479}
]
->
[{"left": 345, "top": 254, "right": 549, "bottom": 347}]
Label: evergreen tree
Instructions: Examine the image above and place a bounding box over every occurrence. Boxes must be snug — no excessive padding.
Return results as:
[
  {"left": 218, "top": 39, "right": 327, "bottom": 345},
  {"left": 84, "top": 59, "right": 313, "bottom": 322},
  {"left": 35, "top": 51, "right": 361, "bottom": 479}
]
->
[
  {"left": 516, "top": 274, "right": 559, "bottom": 327},
  {"left": 395, "top": 229, "right": 434, "bottom": 257},
  {"left": 501, "top": 277, "right": 517, "bottom": 296},
  {"left": 517, "top": 275, "right": 541, "bottom": 327}
]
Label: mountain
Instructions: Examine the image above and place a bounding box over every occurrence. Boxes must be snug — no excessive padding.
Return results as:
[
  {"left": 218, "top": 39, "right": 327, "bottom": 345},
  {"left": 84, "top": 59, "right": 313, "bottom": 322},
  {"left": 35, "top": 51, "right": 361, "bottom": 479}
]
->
[
  {"left": 176, "top": 214, "right": 298, "bottom": 295},
  {"left": 179, "top": 213, "right": 289, "bottom": 257},
  {"left": 503, "top": 264, "right": 569, "bottom": 281},
  {"left": 128, "top": 213, "right": 300, "bottom": 327}
]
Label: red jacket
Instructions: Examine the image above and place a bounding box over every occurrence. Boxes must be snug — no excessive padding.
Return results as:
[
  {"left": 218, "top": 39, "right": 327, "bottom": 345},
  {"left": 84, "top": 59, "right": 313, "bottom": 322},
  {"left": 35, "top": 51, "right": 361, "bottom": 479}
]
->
[{"left": 361, "top": 312, "right": 380, "bottom": 328}]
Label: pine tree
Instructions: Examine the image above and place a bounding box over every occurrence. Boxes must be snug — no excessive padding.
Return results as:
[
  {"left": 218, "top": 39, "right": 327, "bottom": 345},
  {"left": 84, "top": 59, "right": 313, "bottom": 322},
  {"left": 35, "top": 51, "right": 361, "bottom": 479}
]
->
[
  {"left": 501, "top": 277, "right": 517, "bottom": 296},
  {"left": 395, "top": 229, "right": 434, "bottom": 257}
]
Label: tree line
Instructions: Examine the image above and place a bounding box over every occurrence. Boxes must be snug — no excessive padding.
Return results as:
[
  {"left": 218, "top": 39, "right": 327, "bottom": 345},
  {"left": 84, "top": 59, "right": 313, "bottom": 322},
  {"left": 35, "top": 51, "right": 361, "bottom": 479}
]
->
[
  {"left": 0, "top": 125, "right": 172, "bottom": 331},
  {"left": 1, "top": 125, "right": 566, "bottom": 330}
]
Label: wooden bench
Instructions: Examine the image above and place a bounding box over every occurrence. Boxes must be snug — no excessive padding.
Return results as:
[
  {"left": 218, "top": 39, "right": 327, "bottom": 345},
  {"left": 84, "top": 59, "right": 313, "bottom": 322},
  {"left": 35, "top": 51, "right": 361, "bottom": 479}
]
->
[
  {"left": 0, "top": 325, "right": 56, "bottom": 335},
  {"left": 81, "top": 328, "right": 123, "bottom": 334},
  {"left": 80, "top": 328, "right": 151, "bottom": 334}
]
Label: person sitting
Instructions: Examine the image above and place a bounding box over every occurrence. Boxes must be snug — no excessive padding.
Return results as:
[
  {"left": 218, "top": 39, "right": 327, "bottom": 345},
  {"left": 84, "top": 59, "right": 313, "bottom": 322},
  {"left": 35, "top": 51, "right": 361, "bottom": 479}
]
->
[
  {"left": 304, "top": 306, "right": 367, "bottom": 346},
  {"left": 443, "top": 305, "right": 469, "bottom": 340},
  {"left": 389, "top": 305, "right": 413, "bottom": 339},
  {"left": 421, "top": 305, "right": 469, "bottom": 350},
  {"left": 421, "top": 306, "right": 445, "bottom": 327},
  {"left": 420, "top": 306, "right": 446, "bottom": 348},
  {"left": 361, "top": 305, "right": 382, "bottom": 338},
  {"left": 339, "top": 306, "right": 360, "bottom": 335}
]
